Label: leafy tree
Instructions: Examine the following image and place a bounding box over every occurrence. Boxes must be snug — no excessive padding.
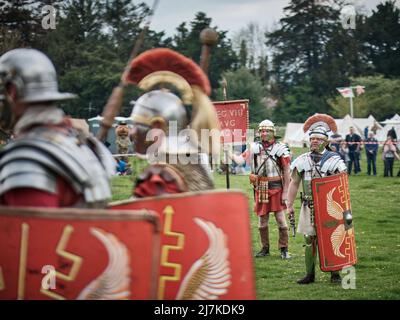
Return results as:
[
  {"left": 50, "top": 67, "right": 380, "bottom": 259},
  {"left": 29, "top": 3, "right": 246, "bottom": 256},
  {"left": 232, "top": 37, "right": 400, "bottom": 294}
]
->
[
  {"left": 362, "top": 1, "right": 400, "bottom": 77},
  {"left": 328, "top": 76, "right": 400, "bottom": 120},
  {"left": 171, "top": 12, "right": 238, "bottom": 96},
  {"left": 216, "top": 67, "right": 266, "bottom": 123},
  {"left": 40, "top": 0, "right": 169, "bottom": 118},
  {"left": 238, "top": 40, "right": 247, "bottom": 68},
  {"left": 0, "top": 0, "right": 61, "bottom": 52},
  {"left": 272, "top": 83, "right": 328, "bottom": 124},
  {"left": 266, "top": 0, "right": 340, "bottom": 92}
]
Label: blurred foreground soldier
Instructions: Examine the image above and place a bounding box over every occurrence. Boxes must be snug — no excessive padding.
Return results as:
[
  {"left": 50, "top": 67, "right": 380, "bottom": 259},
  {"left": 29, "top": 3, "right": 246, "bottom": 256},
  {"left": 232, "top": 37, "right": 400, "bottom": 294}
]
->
[
  {"left": 0, "top": 49, "right": 115, "bottom": 208},
  {"left": 287, "top": 114, "right": 347, "bottom": 284},
  {"left": 125, "top": 48, "right": 220, "bottom": 197},
  {"left": 231, "top": 119, "right": 291, "bottom": 259}
]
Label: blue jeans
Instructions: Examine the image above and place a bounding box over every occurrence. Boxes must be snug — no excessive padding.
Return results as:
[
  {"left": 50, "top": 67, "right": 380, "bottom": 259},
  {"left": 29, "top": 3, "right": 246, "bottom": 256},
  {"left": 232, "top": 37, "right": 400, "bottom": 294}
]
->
[{"left": 384, "top": 158, "right": 394, "bottom": 177}]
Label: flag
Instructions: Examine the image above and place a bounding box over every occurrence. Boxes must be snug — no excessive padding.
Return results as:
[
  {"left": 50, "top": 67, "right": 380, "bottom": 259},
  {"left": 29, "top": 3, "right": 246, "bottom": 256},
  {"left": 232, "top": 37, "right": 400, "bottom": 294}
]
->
[
  {"left": 337, "top": 87, "right": 354, "bottom": 98},
  {"left": 355, "top": 85, "right": 365, "bottom": 96}
]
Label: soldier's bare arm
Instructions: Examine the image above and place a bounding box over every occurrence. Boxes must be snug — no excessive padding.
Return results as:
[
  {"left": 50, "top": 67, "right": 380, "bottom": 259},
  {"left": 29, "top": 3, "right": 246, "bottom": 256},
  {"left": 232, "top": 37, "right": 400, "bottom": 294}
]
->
[
  {"left": 287, "top": 169, "right": 301, "bottom": 212},
  {"left": 281, "top": 162, "right": 291, "bottom": 204}
]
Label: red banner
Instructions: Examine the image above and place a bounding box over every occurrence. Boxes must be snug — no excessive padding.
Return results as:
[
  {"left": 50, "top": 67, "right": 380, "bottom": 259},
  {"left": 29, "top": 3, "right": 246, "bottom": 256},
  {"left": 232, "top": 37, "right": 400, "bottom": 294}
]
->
[
  {"left": 213, "top": 100, "right": 249, "bottom": 144},
  {"left": 0, "top": 207, "right": 160, "bottom": 300},
  {"left": 110, "top": 190, "right": 256, "bottom": 300}
]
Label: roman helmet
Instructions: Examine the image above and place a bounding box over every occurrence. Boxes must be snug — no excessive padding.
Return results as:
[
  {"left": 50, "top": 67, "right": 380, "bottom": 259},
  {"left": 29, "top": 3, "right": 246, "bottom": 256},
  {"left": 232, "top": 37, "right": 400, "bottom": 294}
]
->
[
  {"left": 258, "top": 119, "right": 276, "bottom": 134},
  {"left": 0, "top": 48, "right": 76, "bottom": 131},
  {"left": 124, "top": 48, "right": 220, "bottom": 157},
  {"left": 303, "top": 113, "right": 337, "bottom": 152}
]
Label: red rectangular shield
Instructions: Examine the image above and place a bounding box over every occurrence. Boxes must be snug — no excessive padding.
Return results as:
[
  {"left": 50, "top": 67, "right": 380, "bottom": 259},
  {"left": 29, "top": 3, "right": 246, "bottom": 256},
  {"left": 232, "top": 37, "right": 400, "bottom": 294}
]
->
[
  {"left": 312, "top": 173, "right": 357, "bottom": 272},
  {"left": 213, "top": 100, "right": 249, "bottom": 144},
  {"left": 0, "top": 207, "right": 160, "bottom": 300},
  {"left": 110, "top": 190, "right": 256, "bottom": 300}
]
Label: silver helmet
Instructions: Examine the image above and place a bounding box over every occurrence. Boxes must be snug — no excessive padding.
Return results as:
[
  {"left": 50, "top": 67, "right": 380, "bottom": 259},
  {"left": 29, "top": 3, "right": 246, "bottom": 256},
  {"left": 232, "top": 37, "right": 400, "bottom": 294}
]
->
[
  {"left": 309, "top": 125, "right": 329, "bottom": 141},
  {"left": 0, "top": 48, "right": 76, "bottom": 103},
  {"left": 258, "top": 119, "right": 276, "bottom": 134},
  {"left": 130, "top": 90, "right": 189, "bottom": 133},
  {"left": 130, "top": 90, "right": 197, "bottom": 157}
]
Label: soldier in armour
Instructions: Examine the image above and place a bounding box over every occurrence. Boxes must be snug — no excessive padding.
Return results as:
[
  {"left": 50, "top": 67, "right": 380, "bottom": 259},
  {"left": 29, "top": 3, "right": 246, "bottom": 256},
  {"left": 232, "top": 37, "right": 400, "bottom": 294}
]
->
[
  {"left": 124, "top": 48, "right": 220, "bottom": 197},
  {"left": 231, "top": 119, "right": 291, "bottom": 259},
  {"left": 287, "top": 114, "right": 347, "bottom": 284},
  {"left": 0, "top": 49, "right": 115, "bottom": 208}
]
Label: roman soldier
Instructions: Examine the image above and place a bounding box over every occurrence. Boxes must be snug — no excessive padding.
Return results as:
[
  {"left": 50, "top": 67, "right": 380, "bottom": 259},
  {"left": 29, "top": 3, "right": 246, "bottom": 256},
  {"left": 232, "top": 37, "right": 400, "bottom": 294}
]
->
[
  {"left": 287, "top": 114, "right": 348, "bottom": 284},
  {"left": 231, "top": 119, "right": 291, "bottom": 259},
  {"left": 0, "top": 48, "right": 115, "bottom": 208},
  {"left": 124, "top": 48, "right": 220, "bottom": 197}
]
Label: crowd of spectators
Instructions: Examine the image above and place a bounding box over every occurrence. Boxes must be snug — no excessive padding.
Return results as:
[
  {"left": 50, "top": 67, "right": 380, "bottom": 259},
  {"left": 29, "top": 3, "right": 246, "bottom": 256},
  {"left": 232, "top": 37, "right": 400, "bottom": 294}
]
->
[{"left": 330, "top": 126, "right": 400, "bottom": 177}]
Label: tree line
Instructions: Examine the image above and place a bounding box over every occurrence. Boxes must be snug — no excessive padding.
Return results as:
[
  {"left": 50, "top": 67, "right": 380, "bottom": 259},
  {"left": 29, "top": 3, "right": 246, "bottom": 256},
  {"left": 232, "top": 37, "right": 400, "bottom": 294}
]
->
[{"left": 1, "top": 0, "right": 399, "bottom": 124}]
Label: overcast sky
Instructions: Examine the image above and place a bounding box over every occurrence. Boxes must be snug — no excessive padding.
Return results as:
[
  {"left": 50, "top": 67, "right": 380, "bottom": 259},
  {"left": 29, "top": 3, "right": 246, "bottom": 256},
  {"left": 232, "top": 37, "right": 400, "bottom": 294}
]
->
[{"left": 141, "top": 0, "right": 395, "bottom": 38}]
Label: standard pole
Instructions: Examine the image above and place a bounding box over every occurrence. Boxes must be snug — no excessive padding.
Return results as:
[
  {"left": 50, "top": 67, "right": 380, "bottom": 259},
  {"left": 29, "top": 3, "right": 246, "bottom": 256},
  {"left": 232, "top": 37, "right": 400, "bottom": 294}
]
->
[
  {"left": 222, "top": 78, "right": 230, "bottom": 189},
  {"left": 350, "top": 95, "right": 354, "bottom": 118}
]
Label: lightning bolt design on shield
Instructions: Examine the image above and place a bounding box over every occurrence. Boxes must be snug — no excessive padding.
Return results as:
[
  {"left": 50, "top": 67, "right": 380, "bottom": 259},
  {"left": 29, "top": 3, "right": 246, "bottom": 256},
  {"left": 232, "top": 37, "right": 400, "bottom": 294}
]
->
[{"left": 158, "top": 205, "right": 185, "bottom": 300}]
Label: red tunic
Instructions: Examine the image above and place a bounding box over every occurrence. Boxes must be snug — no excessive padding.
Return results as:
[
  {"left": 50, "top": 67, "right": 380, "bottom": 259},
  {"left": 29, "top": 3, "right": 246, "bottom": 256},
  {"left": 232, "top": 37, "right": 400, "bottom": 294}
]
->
[
  {"left": 0, "top": 177, "right": 82, "bottom": 207},
  {"left": 252, "top": 142, "right": 291, "bottom": 215}
]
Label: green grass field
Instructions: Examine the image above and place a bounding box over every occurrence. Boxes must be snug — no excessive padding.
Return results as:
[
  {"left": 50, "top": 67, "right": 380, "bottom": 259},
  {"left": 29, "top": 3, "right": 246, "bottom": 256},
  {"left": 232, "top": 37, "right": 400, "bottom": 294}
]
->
[{"left": 111, "top": 148, "right": 400, "bottom": 300}]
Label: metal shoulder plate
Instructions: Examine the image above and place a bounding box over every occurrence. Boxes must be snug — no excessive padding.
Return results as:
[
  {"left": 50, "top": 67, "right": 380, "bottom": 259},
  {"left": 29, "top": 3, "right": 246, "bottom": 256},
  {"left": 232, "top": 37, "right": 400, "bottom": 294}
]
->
[
  {"left": 270, "top": 142, "right": 290, "bottom": 158},
  {"left": 290, "top": 152, "right": 312, "bottom": 173},
  {"left": 0, "top": 158, "right": 57, "bottom": 195},
  {"left": 320, "top": 153, "right": 347, "bottom": 174},
  {"left": 0, "top": 128, "right": 114, "bottom": 206}
]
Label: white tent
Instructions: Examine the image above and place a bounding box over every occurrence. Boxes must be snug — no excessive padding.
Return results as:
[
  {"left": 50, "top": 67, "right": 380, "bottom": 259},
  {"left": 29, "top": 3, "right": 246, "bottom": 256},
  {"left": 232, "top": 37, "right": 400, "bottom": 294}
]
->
[
  {"left": 380, "top": 114, "right": 400, "bottom": 125},
  {"left": 377, "top": 114, "right": 400, "bottom": 141},
  {"left": 283, "top": 114, "right": 384, "bottom": 147},
  {"left": 337, "top": 114, "right": 364, "bottom": 138},
  {"left": 283, "top": 123, "right": 307, "bottom": 147}
]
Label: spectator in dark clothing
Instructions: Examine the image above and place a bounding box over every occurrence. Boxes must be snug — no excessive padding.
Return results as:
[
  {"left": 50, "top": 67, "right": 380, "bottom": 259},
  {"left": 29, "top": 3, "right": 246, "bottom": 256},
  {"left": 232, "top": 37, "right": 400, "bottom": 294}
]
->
[
  {"left": 345, "top": 127, "right": 362, "bottom": 174},
  {"left": 364, "top": 126, "right": 369, "bottom": 140},
  {"left": 329, "top": 132, "right": 342, "bottom": 155},
  {"left": 365, "top": 132, "right": 378, "bottom": 176},
  {"left": 339, "top": 141, "right": 350, "bottom": 167},
  {"left": 387, "top": 127, "right": 397, "bottom": 142}
]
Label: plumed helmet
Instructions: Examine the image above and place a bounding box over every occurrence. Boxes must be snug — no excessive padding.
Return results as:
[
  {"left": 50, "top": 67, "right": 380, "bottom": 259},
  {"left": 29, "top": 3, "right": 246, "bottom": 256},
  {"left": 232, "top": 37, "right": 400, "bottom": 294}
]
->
[
  {"left": 0, "top": 48, "right": 76, "bottom": 103},
  {"left": 126, "top": 48, "right": 220, "bottom": 156},
  {"left": 303, "top": 113, "right": 337, "bottom": 141},
  {"left": 258, "top": 119, "right": 276, "bottom": 134}
]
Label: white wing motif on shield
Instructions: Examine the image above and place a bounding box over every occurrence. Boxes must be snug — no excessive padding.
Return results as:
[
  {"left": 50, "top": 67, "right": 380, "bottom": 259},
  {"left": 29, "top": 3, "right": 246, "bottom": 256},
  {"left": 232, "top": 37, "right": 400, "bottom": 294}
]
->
[
  {"left": 330, "top": 224, "right": 346, "bottom": 258},
  {"left": 326, "top": 188, "right": 346, "bottom": 258},
  {"left": 327, "top": 188, "right": 343, "bottom": 220},
  {"left": 77, "top": 228, "right": 131, "bottom": 300},
  {"left": 176, "top": 218, "right": 231, "bottom": 300}
]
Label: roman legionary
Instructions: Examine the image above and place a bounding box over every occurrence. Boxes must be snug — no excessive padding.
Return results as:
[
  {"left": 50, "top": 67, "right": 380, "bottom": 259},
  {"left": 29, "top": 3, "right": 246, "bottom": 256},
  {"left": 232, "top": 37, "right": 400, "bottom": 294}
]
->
[
  {"left": 124, "top": 48, "right": 220, "bottom": 197},
  {"left": 0, "top": 49, "right": 115, "bottom": 208},
  {"left": 287, "top": 114, "right": 348, "bottom": 284},
  {"left": 231, "top": 119, "right": 291, "bottom": 259}
]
